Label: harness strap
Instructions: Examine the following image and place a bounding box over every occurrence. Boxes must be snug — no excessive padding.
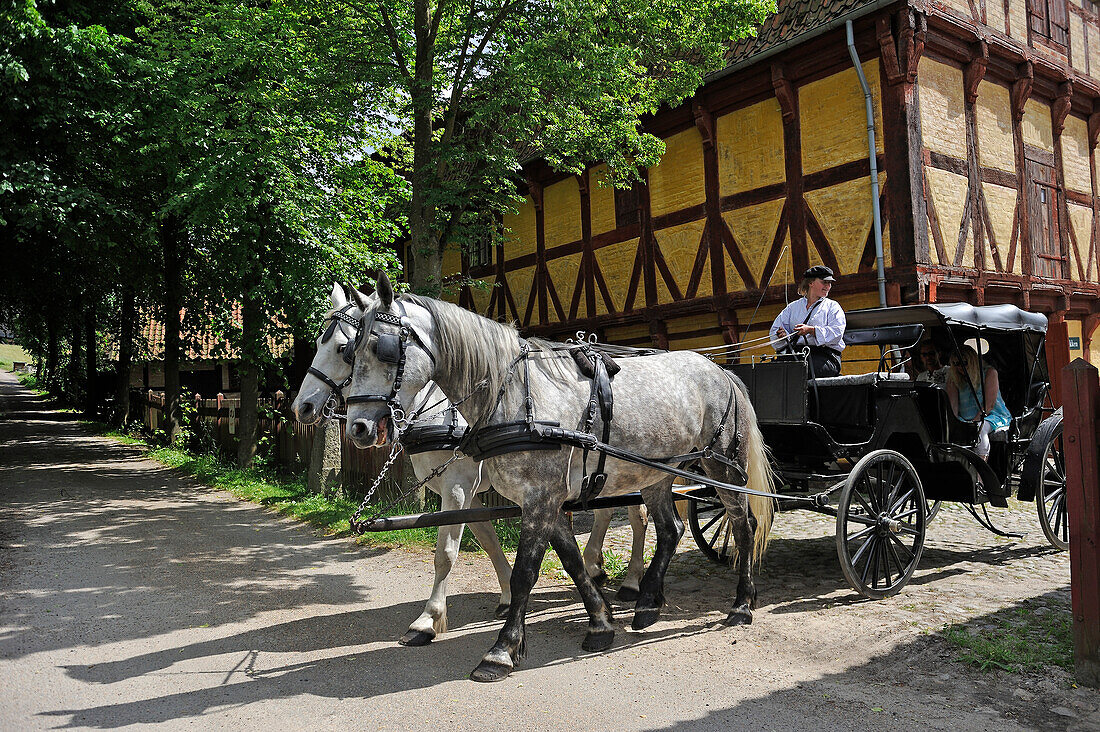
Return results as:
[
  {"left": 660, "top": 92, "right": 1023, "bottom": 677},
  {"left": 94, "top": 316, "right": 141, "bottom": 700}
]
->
[{"left": 579, "top": 344, "right": 615, "bottom": 505}]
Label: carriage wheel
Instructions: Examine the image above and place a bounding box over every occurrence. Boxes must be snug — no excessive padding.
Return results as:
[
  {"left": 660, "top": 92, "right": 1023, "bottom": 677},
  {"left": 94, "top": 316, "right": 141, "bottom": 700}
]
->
[
  {"left": 687, "top": 496, "right": 735, "bottom": 565},
  {"left": 836, "top": 450, "right": 926, "bottom": 600},
  {"left": 1034, "top": 428, "right": 1068, "bottom": 551}
]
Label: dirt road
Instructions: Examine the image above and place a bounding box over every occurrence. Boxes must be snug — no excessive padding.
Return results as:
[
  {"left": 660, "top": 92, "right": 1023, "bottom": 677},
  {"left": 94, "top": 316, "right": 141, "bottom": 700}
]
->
[{"left": 1, "top": 370, "right": 1097, "bottom": 731}]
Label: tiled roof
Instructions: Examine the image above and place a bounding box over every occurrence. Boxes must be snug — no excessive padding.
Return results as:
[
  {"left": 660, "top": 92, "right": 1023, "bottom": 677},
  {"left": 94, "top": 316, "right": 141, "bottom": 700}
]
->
[
  {"left": 723, "top": 0, "right": 885, "bottom": 69},
  {"left": 140, "top": 304, "right": 292, "bottom": 362}
]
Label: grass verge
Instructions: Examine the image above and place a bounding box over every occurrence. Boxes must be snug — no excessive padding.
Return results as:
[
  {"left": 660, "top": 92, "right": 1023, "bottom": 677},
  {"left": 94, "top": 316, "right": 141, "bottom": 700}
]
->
[{"left": 941, "top": 599, "right": 1074, "bottom": 674}]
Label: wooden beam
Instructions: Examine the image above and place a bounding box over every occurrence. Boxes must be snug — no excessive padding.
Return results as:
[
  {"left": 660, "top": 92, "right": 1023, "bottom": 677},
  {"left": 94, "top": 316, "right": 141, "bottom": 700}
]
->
[
  {"left": 877, "top": 16, "right": 905, "bottom": 86},
  {"left": 1053, "top": 80, "right": 1075, "bottom": 136},
  {"left": 963, "top": 40, "right": 989, "bottom": 103},
  {"left": 1060, "top": 360, "right": 1100, "bottom": 688},
  {"left": 901, "top": 9, "right": 927, "bottom": 84},
  {"left": 694, "top": 98, "right": 727, "bottom": 298},
  {"left": 1011, "top": 60, "right": 1034, "bottom": 121},
  {"left": 771, "top": 63, "right": 796, "bottom": 125}
]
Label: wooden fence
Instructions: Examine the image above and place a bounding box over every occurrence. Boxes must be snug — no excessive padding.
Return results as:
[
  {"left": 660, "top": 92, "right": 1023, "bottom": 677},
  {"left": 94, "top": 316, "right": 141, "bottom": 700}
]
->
[{"left": 136, "top": 389, "right": 412, "bottom": 500}]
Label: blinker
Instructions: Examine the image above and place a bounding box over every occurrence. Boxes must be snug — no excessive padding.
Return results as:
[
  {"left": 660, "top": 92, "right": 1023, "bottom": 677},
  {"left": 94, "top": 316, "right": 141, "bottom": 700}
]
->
[{"left": 375, "top": 332, "right": 402, "bottom": 364}]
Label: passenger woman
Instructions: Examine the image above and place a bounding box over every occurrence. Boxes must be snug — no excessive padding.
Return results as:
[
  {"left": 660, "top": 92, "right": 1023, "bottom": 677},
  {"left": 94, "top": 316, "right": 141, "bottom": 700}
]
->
[
  {"left": 770, "top": 265, "right": 846, "bottom": 377},
  {"left": 946, "top": 344, "right": 1012, "bottom": 460}
]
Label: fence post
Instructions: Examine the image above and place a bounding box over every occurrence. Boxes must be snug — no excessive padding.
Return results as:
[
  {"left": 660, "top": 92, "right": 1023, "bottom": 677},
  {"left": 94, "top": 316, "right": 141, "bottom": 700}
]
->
[
  {"left": 1061, "top": 358, "right": 1100, "bottom": 688},
  {"left": 308, "top": 417, "right": 343, "bottom": 497}
]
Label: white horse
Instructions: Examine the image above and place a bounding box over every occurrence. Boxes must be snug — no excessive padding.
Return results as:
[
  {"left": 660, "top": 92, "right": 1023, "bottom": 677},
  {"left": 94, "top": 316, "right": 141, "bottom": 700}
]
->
[
  {"left": 291, "top": 284, "right": 649, "bottom": 646},
  {"left": 345, "top": 274, "right": 774, "bottom": 681}
]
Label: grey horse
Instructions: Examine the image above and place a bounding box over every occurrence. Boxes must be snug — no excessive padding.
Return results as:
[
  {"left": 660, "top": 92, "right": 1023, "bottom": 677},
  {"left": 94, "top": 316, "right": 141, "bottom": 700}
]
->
[
  {"left": 291, "top": 283, "right": 649, "bottom": 646},
  {"left": 345, "top": 273, "right": 774, "bottom": 682}
]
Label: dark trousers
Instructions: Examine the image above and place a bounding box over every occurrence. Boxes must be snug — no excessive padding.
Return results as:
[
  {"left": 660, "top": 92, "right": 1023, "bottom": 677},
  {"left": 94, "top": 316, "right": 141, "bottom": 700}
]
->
[{"left": 808, "top": 347, "right": 842, "bottom": 378}]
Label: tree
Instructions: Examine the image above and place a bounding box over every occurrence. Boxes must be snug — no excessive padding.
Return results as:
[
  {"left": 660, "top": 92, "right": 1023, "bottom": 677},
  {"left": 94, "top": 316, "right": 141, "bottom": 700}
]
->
[{"left": 305, "top": 0, "right": 775, "bottom": 294}]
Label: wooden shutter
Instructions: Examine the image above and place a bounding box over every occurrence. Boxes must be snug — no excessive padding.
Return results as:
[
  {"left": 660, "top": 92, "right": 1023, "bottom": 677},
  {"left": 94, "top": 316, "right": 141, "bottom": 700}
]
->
[
  {"left": 1029, "top": 0, "right": 1048, "bottom": 36},
  {"left": 1026, "top": 156, "right": 1064, "bottom": 279},
  {"left": 1049, "top": 0, "right": 1069, "bottom": 46}
]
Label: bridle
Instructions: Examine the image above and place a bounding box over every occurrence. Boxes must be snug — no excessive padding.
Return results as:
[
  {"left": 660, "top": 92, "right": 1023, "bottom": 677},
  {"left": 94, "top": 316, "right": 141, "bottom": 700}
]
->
[
  {"left": 344, "top": 298, "right": 437, "bottom": 431},
  {"left": 306, "top": 303, "right": 361, "bottom": 419}
]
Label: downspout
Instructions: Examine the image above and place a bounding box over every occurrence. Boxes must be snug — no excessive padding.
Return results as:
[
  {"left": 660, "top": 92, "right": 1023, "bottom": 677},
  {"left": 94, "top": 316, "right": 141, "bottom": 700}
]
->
[{"left": 846, "top": 20, "right": 887, "bottom": 308}]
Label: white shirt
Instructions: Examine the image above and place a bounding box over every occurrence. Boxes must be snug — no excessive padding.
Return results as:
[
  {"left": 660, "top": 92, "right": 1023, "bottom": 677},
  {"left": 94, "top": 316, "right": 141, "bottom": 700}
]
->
[{"left": 769, "top": 297, "right": 847, "bottom": 352}]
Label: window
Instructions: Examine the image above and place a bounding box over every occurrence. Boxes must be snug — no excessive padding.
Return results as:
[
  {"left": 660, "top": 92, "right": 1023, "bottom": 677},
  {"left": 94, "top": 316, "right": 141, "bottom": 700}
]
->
[
  {"left": 1029, "top": 0, "right": 1068, "bottom": 48},
  {"left": 471, "top": 237, "right": 493, "bottom": 268},
  {"left": 614, "top": 184, "right": 641, "bottom": 229}
]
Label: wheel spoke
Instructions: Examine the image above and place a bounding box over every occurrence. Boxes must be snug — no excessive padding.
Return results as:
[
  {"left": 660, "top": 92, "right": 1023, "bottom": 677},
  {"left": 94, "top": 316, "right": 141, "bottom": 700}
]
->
[
  {"left": 853, "top": 489, "right": 876, "bottom": 519},
  {"left": 860, "top": 537, "right": 878, "bottom": 585},
  {"left": 888, "top": 532, "right": 915, "bottom": 560},
  {"left": 888, "top": 487, "right": 917, "bottom": 516},
  {"left": 880, "top": 540, "right": 893, "bottom": 588},
  {"left": 846, "top": 525, "right": 876, "bottom": 542},
  {"left": 699, "top": 510, "right": 725, "bottom": 535},
  {"left": 843, "top": 513, "right": 878, "bottom": 527},
  {"left": 850, "top": 534, "right": 875, "bottom": 567}
]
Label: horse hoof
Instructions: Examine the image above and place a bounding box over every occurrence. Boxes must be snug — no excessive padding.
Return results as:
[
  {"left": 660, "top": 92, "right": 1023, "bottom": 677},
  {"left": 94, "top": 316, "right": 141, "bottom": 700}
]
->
[
  {"left": 616, "top": 586, "right": 639, "bottom": 602},
  {"left": 582, "top": 629, "right": 615, "bottom": 652},
  {"left": 721, "top": 607, "right": 753, "bottom": 626},
  {"left": 399, "top": 630, "right": 434, "bottom": 646},
  {"left": 632, "top": 607, "right": 661, "bottom": 630},
  {"left": 590, "top": 570, "right": 608, "bottom": 587},
  {"left": 494, "top": 603, "right": 510, "bottom": 620},
  {"left": 470, "top": 659, "right": 512, "bottom": 682}
]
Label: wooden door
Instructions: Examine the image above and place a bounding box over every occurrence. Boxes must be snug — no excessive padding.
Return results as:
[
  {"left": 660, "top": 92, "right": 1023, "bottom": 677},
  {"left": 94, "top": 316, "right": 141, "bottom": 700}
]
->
[{"left": 1026, "top": 155, "right": 1065, "bottom": 279}]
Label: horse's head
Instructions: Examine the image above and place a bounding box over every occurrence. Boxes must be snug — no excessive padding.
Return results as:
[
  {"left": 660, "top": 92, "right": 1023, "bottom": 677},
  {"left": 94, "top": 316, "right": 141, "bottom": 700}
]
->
[
  {"left": 345, "top": 272, "right": 438, "bottom": 448},
  {"left": 290, "top": 282, "right": 365, "bottom": 425}
]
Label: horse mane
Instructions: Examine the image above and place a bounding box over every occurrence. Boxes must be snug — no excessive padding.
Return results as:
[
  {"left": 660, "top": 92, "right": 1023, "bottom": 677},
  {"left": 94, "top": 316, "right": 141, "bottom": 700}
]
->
[{"left": 402, "top": 294, "right": 522, "bottom": 405}]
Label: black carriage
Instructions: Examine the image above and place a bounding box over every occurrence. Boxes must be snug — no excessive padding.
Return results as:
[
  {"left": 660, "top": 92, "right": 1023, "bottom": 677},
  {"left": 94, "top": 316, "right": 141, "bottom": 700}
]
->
[{"left": 687, "top": 302, "right": 1067, "bottom": 599}]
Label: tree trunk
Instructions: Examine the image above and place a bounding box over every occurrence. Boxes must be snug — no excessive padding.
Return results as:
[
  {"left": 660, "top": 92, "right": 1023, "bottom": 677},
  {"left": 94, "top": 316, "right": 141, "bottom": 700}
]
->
[
  {"left": 236, "top": 292, "right": 262, "bottom": 469},
  {"left": 69, "top": 318, "right": 83, "bottom": 405},
  {"left": 113, "top": 287, "right": 136, "bottom": 426},
  {"left": 408, "top": 0, "right": 443, "bottom": 297},
  {"left": 84, "top": 308, "right": 97, "bottom": 417},
  {"left": 161, "top": 214, "right": 183, "bottom": 444},
  {"left": 44, "top": 312, "right": 58, "bottom": 384}
]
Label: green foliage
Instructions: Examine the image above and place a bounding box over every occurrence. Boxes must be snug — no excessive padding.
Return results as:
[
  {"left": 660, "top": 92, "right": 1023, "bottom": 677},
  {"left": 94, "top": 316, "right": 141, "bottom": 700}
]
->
[
  {"left": 942, "top": 603, "right": 1074, "bottom": 673},
  {"left": 305, "top": 0, "right": 777, "bottom": 293}
]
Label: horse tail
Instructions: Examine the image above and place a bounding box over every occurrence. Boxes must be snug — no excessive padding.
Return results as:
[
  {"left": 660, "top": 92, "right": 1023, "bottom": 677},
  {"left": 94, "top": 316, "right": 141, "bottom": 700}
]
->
[{"left": 728, "top": 374, "right": 775, "bottom": 564}]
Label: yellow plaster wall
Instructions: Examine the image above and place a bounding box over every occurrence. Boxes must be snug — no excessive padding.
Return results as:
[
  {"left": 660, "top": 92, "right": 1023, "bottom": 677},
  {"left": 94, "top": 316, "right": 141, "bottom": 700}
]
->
[
  {"left": 721, "top": 198, "right": 787, "bottom": 291},
  {"left": 442, "top": 246, "right": 462, "bottom": 279},
  {"left": 504, "top": 197, "right": 537, "bottom": 259},
  {"left": 1090, "top": 24, "right": 1100, "bottom": 78},
  {"left": 588, "top": 164, "right": 618, "bottom": 236},
  {"left": 1068, "top": 319, "right": 1085, "bottom": 362},
  {"left": 1022, "top": 99, "right": 1054, "bottom": 152},
  {"left": 669, "top": 334, "right": 725, "bottom": 352},
  {"left": 543, "top": 178, "right": 581, "bottom": 248},
  {"left": 926, "top": 167, "right": 973, "bottom": 267},
  {"left": 544, "top": 252, "right": 583, "bottom": 318},
  {"left": 986, "top": 0, "right": 1005, "bottom": 37},
  {"left": 509, "top": 265, "right": 536, "bottom": 320},
  {"left": 804, "top": 176, "right": 893, "bottom": 276},
  {"left": 1008, "top": 1, "right": 1028, "bottom": 41},
  {"left": 982, "top": 182, "right": 1021, "bottom": 274},
  {"left": 1062, "top": 115, "right": 1092, "bottom": 194},
  {"left": 939, "top": 0, "right": 973, "bottom": 18},
  {"left": 715, "top": 98, "right": 786, "bottom": 196},
  {"left": 1071, "top": 15, "right": 1087, "bottom": 75},
  {"left": 593, "top": 238, "right": 640, "bottom": 315},
  {"left": 648, "top": 128, "right": 706, "bottom": 218},
  {"left": 1068, "top": 202, "right": 1095, "bottom": 282},
  {"left": 653, "top": 220, "right": 708, "bottom": 301},
  {"left": 800, "top": 59, "right": 885, "bottom": 174},
  {"left": 918, "top": 59, "right": 966, "bottom": 160},
  {"left": 604, "top": 322, "right": 650, "bottom": 345},
  {"left": 469, "top": 281, "right": 494, "bottom": 316},
  {"left": 976, "top": 81, "right": 1015, "bottom": 174}
]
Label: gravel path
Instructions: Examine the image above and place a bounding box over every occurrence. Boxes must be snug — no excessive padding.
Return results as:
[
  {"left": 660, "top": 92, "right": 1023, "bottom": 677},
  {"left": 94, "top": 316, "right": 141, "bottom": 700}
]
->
[{"left": 1, "top": 370, "right": 1097, "bottom": 731}]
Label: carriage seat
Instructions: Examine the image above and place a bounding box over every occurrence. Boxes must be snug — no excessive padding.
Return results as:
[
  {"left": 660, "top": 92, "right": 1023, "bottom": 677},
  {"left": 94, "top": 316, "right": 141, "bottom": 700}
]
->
[{"left": 810, "top": 371, "right": 911, "bottom": 387}]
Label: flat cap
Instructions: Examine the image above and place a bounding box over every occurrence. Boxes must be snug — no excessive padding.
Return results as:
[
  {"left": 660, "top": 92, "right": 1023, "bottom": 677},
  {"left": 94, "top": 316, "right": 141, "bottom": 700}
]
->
[{"left": 803, "top": 265, "right": 836, "bottom": 282}]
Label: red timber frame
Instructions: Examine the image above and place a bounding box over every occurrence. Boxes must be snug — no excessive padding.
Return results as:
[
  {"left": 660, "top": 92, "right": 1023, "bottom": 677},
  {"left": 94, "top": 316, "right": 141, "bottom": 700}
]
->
[{"left": 461, "top": 11, "right": 916, "bottom": 350}]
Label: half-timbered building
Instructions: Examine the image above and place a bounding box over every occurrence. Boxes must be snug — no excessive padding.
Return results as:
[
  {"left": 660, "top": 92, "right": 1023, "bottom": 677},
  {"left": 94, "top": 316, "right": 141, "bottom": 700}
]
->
[{"left": 439, "top": 0, "right": 1100, "bottom": 392}]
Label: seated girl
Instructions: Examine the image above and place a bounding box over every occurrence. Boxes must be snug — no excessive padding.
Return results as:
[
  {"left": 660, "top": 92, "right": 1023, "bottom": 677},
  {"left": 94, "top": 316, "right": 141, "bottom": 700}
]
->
[{"left": 945, "top": 345, "right": 1012, "bottom": 460}]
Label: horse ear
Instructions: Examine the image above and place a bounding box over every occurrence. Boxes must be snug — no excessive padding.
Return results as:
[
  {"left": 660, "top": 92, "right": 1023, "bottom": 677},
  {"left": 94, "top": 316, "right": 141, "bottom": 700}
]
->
[
  {"left": 345, "top": 282, "right": 368, "bottom": 310},
  {"left": 329, "top": 282, "right": 347, "bottom": 309},
  {"left": 377, "top": 271, "right": 394, "bottom": 309}
]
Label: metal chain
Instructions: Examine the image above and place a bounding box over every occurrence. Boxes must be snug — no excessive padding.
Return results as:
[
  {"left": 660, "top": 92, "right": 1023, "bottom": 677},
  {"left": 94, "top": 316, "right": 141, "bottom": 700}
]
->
[{"left": 348, "top": 444, "right": 468, "bottom": 534}]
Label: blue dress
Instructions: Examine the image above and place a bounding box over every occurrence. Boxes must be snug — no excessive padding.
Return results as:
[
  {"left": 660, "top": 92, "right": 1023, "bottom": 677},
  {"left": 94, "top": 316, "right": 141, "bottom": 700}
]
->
[{"left": 956, "top": 369, "right": 1012, "bottom": 432}]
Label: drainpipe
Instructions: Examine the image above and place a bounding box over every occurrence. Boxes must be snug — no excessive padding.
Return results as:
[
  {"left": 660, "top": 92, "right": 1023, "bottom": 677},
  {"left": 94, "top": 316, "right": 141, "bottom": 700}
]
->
[{"left": 846, "top": 20, "right": 887, "bottom": 308}]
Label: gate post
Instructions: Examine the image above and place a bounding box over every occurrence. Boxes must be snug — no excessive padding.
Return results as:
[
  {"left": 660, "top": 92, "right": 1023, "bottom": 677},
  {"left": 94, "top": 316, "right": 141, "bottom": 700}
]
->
[
  {"left": 1061, "top": 358, "right": 1100, "bottom": 688},
  {"left": 308, "top": 417, "right": 343, "bottom": 498}
]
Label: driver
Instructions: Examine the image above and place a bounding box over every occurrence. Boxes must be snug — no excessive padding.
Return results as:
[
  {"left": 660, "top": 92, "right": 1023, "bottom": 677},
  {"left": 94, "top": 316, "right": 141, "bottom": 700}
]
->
[{"left": 769, "top": 265, "right": 846, "bottom": 377}]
